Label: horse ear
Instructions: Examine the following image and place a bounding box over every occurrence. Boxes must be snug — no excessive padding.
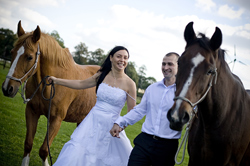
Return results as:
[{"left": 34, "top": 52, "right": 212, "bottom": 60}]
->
[
  {"left": 209, "top": 27, "right": 222, "bottom": 51},
  {"left": 17, "top": 20, "right": 25, "bottom": 37},
  {"left": 184, "top": 22, "right": 196, "bottom": 46},
  {"left": 32, "top": 26, "right": 41, "bottom": 43}
]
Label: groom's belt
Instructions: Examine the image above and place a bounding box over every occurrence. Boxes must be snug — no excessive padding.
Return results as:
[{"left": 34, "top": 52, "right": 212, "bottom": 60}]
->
[{"left": 142, "top": 132, "right": 168, "bottom": 141}]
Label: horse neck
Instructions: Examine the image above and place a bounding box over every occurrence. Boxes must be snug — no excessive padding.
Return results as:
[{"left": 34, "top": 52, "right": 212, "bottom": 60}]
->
[{"left": 33, "top": 55, "right": 75, "bottom": 89}]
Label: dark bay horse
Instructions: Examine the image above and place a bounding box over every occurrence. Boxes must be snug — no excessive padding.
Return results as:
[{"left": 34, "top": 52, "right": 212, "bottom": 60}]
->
[
  {"left": 2, "top": 21, "right": 100, "bottom": 166},
  {"left": 167, "top": 22, "right": 250, "bottom": 165}
]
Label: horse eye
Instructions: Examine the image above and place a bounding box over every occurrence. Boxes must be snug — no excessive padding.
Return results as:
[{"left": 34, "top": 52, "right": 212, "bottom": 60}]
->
[
  {"left": 27, "top": 56, "right": 33, "bottom": 61},
  {"left": 207, "top": 70, "right": 213, "bottom": 75}
]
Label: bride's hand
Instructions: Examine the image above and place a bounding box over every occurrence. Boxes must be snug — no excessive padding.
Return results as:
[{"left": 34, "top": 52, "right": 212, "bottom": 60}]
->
[{"left": 47, "top": 76, "right": 57, "bottom": 84}]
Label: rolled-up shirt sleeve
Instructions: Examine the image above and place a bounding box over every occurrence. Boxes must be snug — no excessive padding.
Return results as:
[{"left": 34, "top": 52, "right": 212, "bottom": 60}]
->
[{"left": 115, "top": 89, "right": 148, "bottom": 128}]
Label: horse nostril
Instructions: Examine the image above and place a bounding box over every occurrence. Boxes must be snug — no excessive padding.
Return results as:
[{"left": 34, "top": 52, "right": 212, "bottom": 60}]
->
[
  {"left": 167, "top": 108, "right": 172, "bottom": 121},
  {"left": 8, "top": 86, "right": 14, "bottom": 94},
  {"left": 182, "top": 112, "right": 190, "bottom": 124}
]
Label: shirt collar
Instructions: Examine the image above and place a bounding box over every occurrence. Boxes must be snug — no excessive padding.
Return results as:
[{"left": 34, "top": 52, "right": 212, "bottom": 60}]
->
[{"left": 160, "top": 78, "right": 176, "bottom": 89}]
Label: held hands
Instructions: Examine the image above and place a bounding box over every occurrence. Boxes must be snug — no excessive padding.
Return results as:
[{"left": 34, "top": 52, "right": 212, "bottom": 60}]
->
[{"left": 110, "top": 123, "right": 123, "bottom": 138}]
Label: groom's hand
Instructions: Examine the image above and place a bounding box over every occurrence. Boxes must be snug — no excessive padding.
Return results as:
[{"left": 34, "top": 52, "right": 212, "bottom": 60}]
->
[{"left": 110, "top": 123, "right": 122, "bottom": 138}]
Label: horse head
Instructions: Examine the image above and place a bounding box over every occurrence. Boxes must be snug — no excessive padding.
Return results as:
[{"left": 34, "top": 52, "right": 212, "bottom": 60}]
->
[
  {"left": 2, "top": 20, "right": 41, "bottom": 98},
  {"left": 167, "top": 22, "right": 222, "bottom": 131}
]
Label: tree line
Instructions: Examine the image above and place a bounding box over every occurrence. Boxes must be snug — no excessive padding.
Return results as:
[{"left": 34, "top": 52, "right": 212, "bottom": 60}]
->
[{"left": 0, "top": 28, "right": 156, "bottom": 96}]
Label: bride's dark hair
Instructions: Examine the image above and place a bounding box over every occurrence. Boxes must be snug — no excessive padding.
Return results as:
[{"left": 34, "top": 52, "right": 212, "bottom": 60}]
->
[{"left": 96, "top": 46, "right": 129, "bottom": 93}]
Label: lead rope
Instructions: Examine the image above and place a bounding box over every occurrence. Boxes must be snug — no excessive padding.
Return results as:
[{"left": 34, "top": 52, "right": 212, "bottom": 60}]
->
[
  {"left": 174, "top": 106, "right": 197, "bottom": 164},
  {"left": 175, "top": 124, "right": 189, "bottom": 164},
  {"left": 41, "top": 76, "right": 55, "bottom": 166}
]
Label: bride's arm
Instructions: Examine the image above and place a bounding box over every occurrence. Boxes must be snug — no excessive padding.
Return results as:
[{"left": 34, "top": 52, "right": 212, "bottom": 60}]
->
[
  {"left": 126, "top": 81, "right": 137, "bottom": 112},
  {"left": 48, "top": 72, "right": 101, "bottom": 90}
]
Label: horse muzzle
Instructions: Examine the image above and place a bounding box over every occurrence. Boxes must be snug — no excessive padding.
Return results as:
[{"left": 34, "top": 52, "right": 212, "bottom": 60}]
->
[
  {"left": 2, "top": 79, "right": 19, "bottom": 98},
  {"left": 167, "top": 107, "right": 190, "bottom": 131}
]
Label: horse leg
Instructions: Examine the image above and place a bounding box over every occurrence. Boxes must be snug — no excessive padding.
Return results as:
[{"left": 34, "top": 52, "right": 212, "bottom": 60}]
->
[
  {"left": 39, "top": 117, "right": 63, "bottom": 166},
  {"left": 21, "top": 105, "right": 40, "bottom": 166}
]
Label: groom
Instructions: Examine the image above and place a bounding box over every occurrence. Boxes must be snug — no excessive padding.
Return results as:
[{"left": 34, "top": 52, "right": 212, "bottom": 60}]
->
[{"left": 110, "top": 52, "right": 181, "bottom": 166}]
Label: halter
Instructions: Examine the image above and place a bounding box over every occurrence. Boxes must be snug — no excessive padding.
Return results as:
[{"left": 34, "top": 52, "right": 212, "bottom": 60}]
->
[
  {"left": 6, "top": 44, "right": 40, "bottom": 103},
  {"left": 174, "top": 68, "right": 217, "bottom": 108}
]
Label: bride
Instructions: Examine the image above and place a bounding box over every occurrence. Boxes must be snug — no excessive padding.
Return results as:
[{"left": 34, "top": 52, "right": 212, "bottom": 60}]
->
[{"left": 48, "top": 46, "right": 137, "bottom": 166}]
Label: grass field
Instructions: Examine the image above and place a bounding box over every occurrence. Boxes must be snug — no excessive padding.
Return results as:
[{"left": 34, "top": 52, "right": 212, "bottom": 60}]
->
[{"left": 0, "top": 64, "right": 189, "bottom": 166}]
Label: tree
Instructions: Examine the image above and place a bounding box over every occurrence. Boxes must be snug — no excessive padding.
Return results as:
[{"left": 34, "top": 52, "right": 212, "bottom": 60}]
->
[
  {"left": 0, "top": 28, "right": 17, "bottom": 58},
  {"left": 137, "top": 65, "right": 147, "bottom": 93},
  {"left": 73, "top": 42, "right": 89, "bottom": 64},
  {"left": 50, "top": 30, "right": 65, "bottom": 48},
  {"left": 89, "top": 48, "right": 106, "bottom": 65},
  {"left": 137, "top": 65, "right": 156, "bottom": 93},
  {"left": 126, "top": 61, "right": 138, "bottom": 85},
  {"left": 141, "top": 76, "right": 156, "bottom": 89}
]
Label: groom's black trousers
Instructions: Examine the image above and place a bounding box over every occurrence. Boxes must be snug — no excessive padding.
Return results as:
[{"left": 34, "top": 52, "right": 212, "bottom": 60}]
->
[{"left": 128, "top": 132, "right": 178, "bottom": 166}]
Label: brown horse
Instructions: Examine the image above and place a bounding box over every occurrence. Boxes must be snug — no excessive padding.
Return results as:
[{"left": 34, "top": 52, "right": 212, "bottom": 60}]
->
[
  {"left": 2, "top": 21, "right": 100, "bottom": 166},
  {"left": 167, "top": 22, "right": 250, "bottom": 165}
]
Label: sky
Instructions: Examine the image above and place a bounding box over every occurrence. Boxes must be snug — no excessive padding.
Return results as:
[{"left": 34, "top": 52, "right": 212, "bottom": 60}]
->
[{"left": 1, "top": 0, "right": 250, "bottom": 89}]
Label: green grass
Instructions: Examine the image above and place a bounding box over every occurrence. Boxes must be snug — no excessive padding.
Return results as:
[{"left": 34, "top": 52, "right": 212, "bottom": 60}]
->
[{"left": 0, "top": 64, "right": 189, "bottom": 166}]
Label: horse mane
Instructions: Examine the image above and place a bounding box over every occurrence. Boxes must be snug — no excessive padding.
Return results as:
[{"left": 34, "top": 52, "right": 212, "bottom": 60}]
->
[{"left": 14, "top": 31, "right": 73, "bottom": 68}]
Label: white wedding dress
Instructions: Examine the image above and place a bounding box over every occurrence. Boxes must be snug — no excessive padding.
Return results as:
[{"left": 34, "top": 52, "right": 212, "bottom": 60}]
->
[{"left": 53, "top": 83, "right": 133, "bottom": 166}]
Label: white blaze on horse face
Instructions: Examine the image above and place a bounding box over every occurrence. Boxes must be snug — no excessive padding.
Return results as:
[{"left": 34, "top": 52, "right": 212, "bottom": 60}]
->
[
  {"left": 3, "top": 46, "right": 25, "bottom": 90},
  {"left": 172, "top": 53, "right": 205, "bottom": 120}
]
